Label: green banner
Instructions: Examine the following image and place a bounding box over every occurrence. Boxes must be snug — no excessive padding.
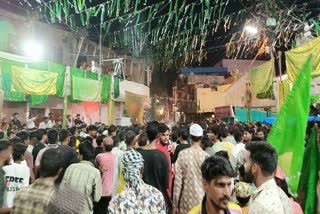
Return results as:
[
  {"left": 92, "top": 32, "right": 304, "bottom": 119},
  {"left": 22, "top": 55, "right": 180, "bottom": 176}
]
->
[{"left": 72, "top": 75, "right": 102, "bottom": 102}]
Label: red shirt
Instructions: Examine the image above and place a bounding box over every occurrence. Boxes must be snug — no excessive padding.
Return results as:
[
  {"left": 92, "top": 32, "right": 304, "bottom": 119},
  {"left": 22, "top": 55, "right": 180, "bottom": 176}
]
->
[{"left": 156, "top": 142, "right": 172, "bottom": 197}]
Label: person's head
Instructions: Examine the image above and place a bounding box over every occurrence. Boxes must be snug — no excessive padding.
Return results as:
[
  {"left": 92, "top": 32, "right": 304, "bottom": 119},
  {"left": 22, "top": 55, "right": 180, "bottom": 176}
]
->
[
  {"left": 146, "top": 121, "right": 159, "bottom": 142},
  {"left": 78, "top": 141, "right": 95, "bottom": 161},
  {"left": 132, "top": 124, "right": 140, "bottom": 135},
  {"left": 47, "top": 129, "right": 59, "bottom": 144},
  {"left": 233, "top": 129, "right": 243, "bottom": 143},
  {"left": 88, "top": 125, "right": 98, "bottom": 139},
  {"left": 171, "top": 132, "right": 178, "bottom": 143},
  {"left": 12, "top": 143, "right": 27, "bottom": 162},
  {"left": 13, "top": 113, "right": 19, "bottom": 120},
  {"left": 158, "top": 123, "right": 170, "bottom": 145},
  {"left": 103, "top": 137, "right": 114, "bottom": 152},
  {"left": 209, "top": 125, "right": 220, "bottom": 141},
  {"left": 243, "top": 142, "right": 278, "bottom": 185},
  {"left": 96, "top": 135, "right": 106, "bottom": 147},
  {"left": 68, "top": 136, "right": 77, "bottom": 149},
  {"left": 256, "top": 128, "right": 266, "bottom": 141},
  {"left": 80, "top": 124, "right": 87, "bottom": 132},
  {"left": 108, "top": 125, "right": 117, "bottom": 137},
  {"left": 16, "top": 131, "right": 29, "bottom": 145},
  {"left": 44, "top": 117, "right": 49, "bottom": 123},
  {"left": 36, "top": 129, "right": 47, "bottom": 142},
  {"left": 125, "top": 130, "right": 136, "bottom": 148},
  {"left": 201, "top": 135, "right": 213, "bottom": 149},
  {"left": 59, "top": 129, "right": 71, "bottom": 144},
  {"left": 0, "top": 140, "right": 13, "bottom": 165},
  {"left": 49, "top": 112, "right": 53, "bottom": 119},
  {"left": 234, "top": 182, "right": 252, "bottom": 206},
  {"left": 180, "top": 128, "right": 189, "bottom": 141},
  {"left": 201, "top": 156, "right": 234, "bottom": 210},
  {"left": 190, "top": 124, "right": 203, "bottom": 143},
  {"left": 137, "top": 133, "right": 148, "bottom": 147},
  {"left": 76, "top": 114, "right": 80, "bottom": 119},
  {"left": 69, "top": 126, "right": 78, "bottom": 137},
  {"left": 119, "top": 131, "right": 126, "bottom": 142},
  {"left": 112, "top": 136, "right": 120, "bottom": 147},
  {"left": 243, "top": 127, "right": 254, "bottom": 143},
  {"left": 7, "top": 131, "right": 15, "bottom": 140},
  {"left": 39, "top": 148, "right": 65, "bottom": 180},
  {"left": 122, "top": 150, "right": 144, "bottom": 187},
  {"left": 29, "top": 131, "right": 37, "bottom": 144},
  {"left": 67, "top": 115, "right": 71, "bottom": 120}
]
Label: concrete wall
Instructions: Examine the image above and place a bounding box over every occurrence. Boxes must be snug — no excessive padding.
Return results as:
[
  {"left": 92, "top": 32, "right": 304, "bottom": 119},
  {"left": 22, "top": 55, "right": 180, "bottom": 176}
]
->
[{"left": 196, "top": 88, "right": 225, "bottom": 112}]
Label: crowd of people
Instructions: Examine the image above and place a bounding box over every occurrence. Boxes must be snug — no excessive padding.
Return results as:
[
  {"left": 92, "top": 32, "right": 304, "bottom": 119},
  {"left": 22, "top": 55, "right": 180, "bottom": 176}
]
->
[{"left": 0, "top": 112, "right": 319, "bottom": 214}]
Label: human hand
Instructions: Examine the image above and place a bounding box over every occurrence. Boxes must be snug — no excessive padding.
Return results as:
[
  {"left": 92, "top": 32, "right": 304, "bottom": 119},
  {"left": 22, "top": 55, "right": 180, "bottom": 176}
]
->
[{"left": 172, "top": 208, "right": 179, "bottom": 214}]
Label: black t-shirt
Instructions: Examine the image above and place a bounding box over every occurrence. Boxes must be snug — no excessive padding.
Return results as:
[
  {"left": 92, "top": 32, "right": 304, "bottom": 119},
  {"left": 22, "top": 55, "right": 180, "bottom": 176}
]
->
[
  {"left": 32, "top": 141, "right": 46, "bottom": 162},
  {"left": 11, "top": 119, "right": 22, "bottom": 129},
  {"left": 171, "top": 144, "right": 190, "bottom": 163},
  {"left": 137, "top": 149, "right": 169, "bottom": 201}
]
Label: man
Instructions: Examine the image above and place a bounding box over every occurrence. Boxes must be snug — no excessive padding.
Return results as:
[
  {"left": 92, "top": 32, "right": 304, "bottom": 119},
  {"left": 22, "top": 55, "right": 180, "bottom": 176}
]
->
[
  {"left": 32, "top": 129, "right": 47, "bottom": 163},
  {"left": 88, "top": 125, "right": 98, "bottom": 139},
  {"left": 243, "top": 142, "right": 293, "bottom": 213},
  {"left": 0, "top": 141, "right": 13, "bottom": 214},
  {"left": 66, "top": 115, "right": 73, "bottom": 128},
  {"left": 108, "top": 150, "right": 166, "bottom": 213},
  {"left": 156, "top": 123, "right": 172, "bottom": 197},
  {"left": 95, "top": 137, "right": 118, "bottom": 213},
  {"left": 10, "top": 113, "right": 22, "bottom": 130},
  {"left": 107, "top": 125, "right": 117, "bottom": 137},
  {"left": 59, "top": 129, "right": 71, "bottom": 145},
  {"left": 188, "top": 156, "right": 243, "bottom": 214},
  {"left": 62, "top": 141, "right": 102, "bottom": 214},
  {"left": 26, "top": 114, "right": 37, "bottom": 129},
  {"left": 173, "top": 124, "right": 209, "bottom": 214},
  {"left": 230, "top": 129, "right": 246, "bottom": 175},
  {"left": 47, "top": 113, "right": 55, "bottom": 128},
  {"left": 111, "top": 136, "right": 123, "bottom": 173},
  {"left": 94, "top": 135, "right": 105, "bottom": 158},
  {"left": 136, "top": 121, "right": 170, "bottom": 208},
  {"left": 125, "top": 130, "right": 137, "bottom": 150},
  {"left": 38, "top": 117, "right": 50, "bottom": 129},
  {"left": 12, "top": 148, "right": 69, "bottom": 213},
  {"left": 256, "top": 128, "right": 266, "bottom": 141},
  {"left": 26, "top": 131, "right": 37, "bottom": 154},
  {"left": 212, "top": 126, "right": 234, "bottom": 159},
  {"left": 172, "top": 128, "right": 190, "bottom": 163},
  {"left": 35, "top": 129, "right": 59, "bottom": 176},
  {"left": 15, "top": 131, "right": 35, "bottom": 183},
  {"left": 243, "top": 127, "right": 253, "bottom": 143},
  {"left": 3, "top": 143, "right": 30, "bottom": 208},
  {"left": 79, "top": 124, "right": 88, "bottom": 138},
  {"left": 74, "top": 114, "right": 83, "bottom": 126}
]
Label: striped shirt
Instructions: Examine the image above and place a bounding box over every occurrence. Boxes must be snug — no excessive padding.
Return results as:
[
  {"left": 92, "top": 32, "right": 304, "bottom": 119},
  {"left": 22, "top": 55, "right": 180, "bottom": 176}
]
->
[
  {"left": 11, "top": 178, "right": 56, "bottom": 214},
  {"left": 62, "top": 161, "right": 102, "bottom": 214}
]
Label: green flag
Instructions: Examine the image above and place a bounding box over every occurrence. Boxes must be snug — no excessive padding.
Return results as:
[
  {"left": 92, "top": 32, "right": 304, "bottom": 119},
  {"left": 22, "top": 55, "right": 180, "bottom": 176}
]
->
[
  {"left": 298, "top": 126, "right": 319, "bottom": 214},
  {"left": 249, "top": 58, "right": 274, "bottom": 94},
  {"left": 267, "top": 56, "right": 312, "bottom": 195},
  {"left": 72, "top": 76, "right": 102, "bottom": 102}
]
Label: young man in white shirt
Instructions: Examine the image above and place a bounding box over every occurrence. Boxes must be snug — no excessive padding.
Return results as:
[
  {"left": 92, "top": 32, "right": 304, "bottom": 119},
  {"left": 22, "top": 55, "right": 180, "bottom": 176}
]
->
[{"left": 3, "top": 143, "right": 30, "bottom": 208}]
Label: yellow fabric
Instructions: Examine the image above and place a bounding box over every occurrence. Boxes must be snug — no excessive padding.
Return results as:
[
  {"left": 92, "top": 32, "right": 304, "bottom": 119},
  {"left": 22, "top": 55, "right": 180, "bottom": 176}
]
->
[
  {"left": 108, "top": 99, "right": 114, "bottom": 125},
  {"left": 75, "top": 139, "right": 80, "bottom": 153},
  {"left": 117, "top": 162, "right": 126, "bottom": 193},
  {"left": 11, "top": 65, "right": 57, "bottom": 95},
  {"left": 217, "top": 84, "right": 232, "bottom": 92},
  {"left": 125, "top": 91, "right": 147, "bottom": 125},
  {"left": 250, "top": 58, "right": 274, "bottom": 94},
  {"left": 286, "top": 36, "right": 320, "bottom": 82},
  {"left": 277, "top": 79, "right": 290, "bottom": 111}
]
